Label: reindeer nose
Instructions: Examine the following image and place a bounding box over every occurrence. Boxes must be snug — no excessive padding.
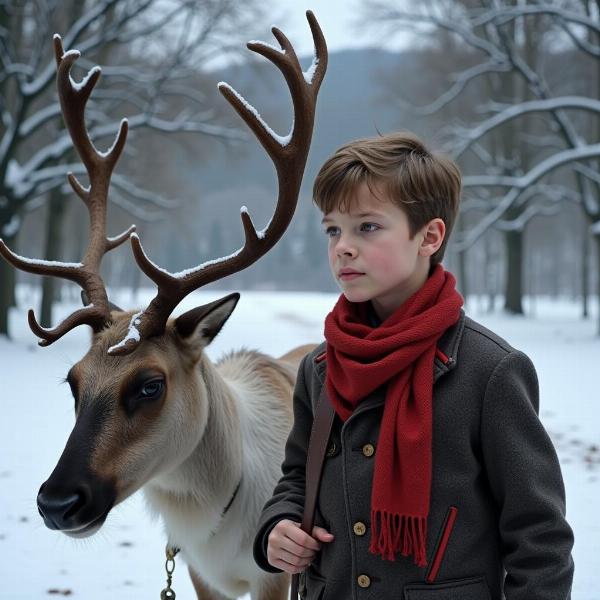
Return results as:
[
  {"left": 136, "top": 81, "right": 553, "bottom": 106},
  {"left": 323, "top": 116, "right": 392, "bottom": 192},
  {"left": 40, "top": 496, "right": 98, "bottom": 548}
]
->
[{"left": 37, "top": 482, "right": 87, "bottom": 530}]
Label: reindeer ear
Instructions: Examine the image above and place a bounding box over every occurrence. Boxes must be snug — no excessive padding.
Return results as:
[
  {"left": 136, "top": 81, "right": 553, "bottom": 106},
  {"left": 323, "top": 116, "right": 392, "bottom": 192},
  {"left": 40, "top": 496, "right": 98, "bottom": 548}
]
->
[{"left": 175, "top": 293, "right": 240, "bottom": 346}]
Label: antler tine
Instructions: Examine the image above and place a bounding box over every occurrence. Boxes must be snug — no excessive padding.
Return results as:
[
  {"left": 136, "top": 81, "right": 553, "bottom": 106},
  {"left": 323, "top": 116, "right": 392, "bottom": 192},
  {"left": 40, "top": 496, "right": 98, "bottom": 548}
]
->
[
  {"left": 0, "top": 237, "right": 115, "bottom": 346},
  {"left": 55, "top": 36, "right": 129, "bottom": 174},
  {"left": 53, "top": 34, "right": 64, "bottom": 67},
  {"left": 304, "top": 11, "right": 328, "bottom": 91},
  {"left": 109, "top": 12, "right": 328, "bottom": 356},
  {"left": 0, "top": 240, "right": 86, "bottom": 284},
  {"left": 0, "top": 36, "right": 132, "bottom": 347},
  {"left": 28, "top": 305, "right": 109, "bottom": 346}
]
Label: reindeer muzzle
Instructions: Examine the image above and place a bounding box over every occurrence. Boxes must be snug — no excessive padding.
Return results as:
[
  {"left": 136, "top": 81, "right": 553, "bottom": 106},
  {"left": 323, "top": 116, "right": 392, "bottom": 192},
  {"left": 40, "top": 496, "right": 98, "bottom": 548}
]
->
[{"left": 37, "top": 477, "right": 115, "bottom": 538}]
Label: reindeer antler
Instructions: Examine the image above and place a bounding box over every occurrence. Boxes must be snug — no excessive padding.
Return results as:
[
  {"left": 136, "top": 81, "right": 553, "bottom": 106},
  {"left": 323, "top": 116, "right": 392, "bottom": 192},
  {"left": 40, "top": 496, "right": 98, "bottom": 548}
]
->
[
  {"left": 109, "top": 10, "right": 327, "bottom": 356},
  {"left": 0, "top": 35, "right": 134, "bottom": 346}
]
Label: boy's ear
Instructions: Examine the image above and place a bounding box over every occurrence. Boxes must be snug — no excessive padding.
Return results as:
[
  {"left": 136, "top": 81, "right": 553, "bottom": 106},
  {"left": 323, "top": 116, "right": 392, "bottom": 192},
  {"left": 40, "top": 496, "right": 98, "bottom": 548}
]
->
[
  {"left": 175, "top": 293, "right": 240, "bottom": 350},
  {"left": 419, "top": 218, "right": 445, "bottom": 257}
]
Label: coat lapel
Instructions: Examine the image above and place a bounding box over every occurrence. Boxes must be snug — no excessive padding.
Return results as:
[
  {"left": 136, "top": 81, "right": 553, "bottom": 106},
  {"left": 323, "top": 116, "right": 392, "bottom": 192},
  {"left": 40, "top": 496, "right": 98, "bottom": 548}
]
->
[{"left": 433, "top": 309, "right": 465, "bottom": 383}]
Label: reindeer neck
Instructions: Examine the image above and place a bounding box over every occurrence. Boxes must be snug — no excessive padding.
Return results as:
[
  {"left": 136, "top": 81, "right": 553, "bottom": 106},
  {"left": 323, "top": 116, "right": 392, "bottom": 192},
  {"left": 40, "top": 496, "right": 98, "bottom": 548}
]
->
[{"left": 145, "top": 353, "right": 243, "bottom": 525}]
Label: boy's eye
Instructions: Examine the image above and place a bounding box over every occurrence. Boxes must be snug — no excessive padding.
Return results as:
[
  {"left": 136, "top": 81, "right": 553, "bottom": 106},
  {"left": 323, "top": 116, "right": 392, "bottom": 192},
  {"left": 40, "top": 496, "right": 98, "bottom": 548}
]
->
[
  {"left": 360, "top": 222, "right": 380, "bottom": 233},
  {"left": 325, "top": 226, "right": 340, "bottom": 237}
]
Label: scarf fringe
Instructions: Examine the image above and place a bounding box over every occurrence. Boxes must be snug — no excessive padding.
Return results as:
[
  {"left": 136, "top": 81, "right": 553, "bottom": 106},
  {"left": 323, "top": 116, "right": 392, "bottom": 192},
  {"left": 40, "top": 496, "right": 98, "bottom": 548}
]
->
[{"left": 369, "top": 509, "right": 428, "bottom": 567}]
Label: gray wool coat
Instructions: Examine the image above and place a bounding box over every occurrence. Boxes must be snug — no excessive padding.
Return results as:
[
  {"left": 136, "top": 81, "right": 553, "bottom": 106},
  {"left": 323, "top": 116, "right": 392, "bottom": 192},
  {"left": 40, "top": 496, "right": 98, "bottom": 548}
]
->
[{"left": 253, "top": 310, "right": 575, "bottom": 600}]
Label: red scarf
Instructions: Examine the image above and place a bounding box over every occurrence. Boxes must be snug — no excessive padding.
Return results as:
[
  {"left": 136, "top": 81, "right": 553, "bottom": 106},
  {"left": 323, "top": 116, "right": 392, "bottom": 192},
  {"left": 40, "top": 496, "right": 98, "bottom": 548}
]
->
[{"left": 324, "top": 264, "right": 463, "bottom": 566}]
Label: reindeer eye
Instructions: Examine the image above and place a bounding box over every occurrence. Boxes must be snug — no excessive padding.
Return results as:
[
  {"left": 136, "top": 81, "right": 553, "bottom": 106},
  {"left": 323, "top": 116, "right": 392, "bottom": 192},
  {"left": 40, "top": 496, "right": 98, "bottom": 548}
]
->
[{"left": 140, "top": 379, "right": 164, "bottom": 399}]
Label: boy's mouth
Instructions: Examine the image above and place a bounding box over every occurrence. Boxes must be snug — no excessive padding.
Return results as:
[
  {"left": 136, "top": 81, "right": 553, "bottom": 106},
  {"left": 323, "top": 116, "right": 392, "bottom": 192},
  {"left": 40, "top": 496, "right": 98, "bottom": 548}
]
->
[{"left": 338, "top": 268, "right": 364, "bottom": 281}]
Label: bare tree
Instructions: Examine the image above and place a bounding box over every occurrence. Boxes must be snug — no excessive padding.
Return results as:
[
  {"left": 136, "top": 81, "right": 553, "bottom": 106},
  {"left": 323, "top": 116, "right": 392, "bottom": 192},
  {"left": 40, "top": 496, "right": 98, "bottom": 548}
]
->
[
  {"left": 0, "top": 0, "right": 263, "bottom": 337},
  {"left": 362, "top": 0, "right": 600, "bottom": 333}
]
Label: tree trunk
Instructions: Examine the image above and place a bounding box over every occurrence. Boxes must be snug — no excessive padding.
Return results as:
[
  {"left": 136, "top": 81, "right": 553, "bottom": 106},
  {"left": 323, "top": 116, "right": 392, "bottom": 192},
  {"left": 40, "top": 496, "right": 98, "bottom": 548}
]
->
[
  {"left": 582, "top": 218, "right": 589, "bottom": 318},
  {"left": 457, "top": 247, "right": 468, "bottom": 307},
  {"left": 504, "top": 229, "right": 523, "bottom": 314},
  {"left": 499, "top": 10, "right": 539, "bottom": 316},
  {"left": 595, "top": 233, "right": 600, "bottom": 336},
  {"left": 453, "top": 213, "right": 468, "bottom": 306},
  {"left": 0, "top": 230, "right": 17, "bottom": 337},
  {"left": 0, "top": 209, "right": 17, "bottom": 311},
  {"left": 484, "top": 233, "right": 496, "bottom": 313},
  {"left": 40, "top": 188, "right": 67, "bottom": 327}
]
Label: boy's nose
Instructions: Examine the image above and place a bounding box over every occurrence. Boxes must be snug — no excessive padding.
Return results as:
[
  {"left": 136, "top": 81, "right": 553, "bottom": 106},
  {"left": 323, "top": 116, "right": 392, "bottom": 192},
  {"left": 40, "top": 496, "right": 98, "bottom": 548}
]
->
[{"left": 335, "top": 238, "right": 357, "bottom": 258}]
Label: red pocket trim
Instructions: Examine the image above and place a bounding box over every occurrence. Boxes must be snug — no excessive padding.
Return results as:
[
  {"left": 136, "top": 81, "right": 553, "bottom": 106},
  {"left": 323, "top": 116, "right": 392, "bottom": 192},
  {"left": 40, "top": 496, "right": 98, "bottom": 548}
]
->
[{"left": 426, "top": 506, "right": 458, "bottom": 583}]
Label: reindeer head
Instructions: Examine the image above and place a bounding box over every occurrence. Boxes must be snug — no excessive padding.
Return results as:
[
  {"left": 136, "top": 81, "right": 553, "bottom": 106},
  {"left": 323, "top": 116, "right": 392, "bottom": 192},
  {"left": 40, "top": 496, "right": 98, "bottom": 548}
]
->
[
  {"left": 0, "top": 13, "right": 327, "bottom": 537},
  {"left": 39, "top": 295, "right": 240, "bottom": 536}
]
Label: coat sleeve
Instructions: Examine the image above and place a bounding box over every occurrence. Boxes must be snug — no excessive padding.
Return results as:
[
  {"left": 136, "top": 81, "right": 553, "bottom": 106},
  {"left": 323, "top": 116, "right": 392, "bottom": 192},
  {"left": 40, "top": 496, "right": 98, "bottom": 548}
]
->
[
  {"left": 253, "top": 352, "right": 315, "bottom": 573},
  {"left": 480, "top": 350, "right": 574, "bottom": 600}
]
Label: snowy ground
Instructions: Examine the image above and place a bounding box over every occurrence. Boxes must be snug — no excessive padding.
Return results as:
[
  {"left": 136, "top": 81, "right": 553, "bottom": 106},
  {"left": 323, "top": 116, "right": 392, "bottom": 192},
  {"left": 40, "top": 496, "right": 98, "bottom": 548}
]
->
[{"left": 0, "top": 288, "right": 598, "bottom": 599}]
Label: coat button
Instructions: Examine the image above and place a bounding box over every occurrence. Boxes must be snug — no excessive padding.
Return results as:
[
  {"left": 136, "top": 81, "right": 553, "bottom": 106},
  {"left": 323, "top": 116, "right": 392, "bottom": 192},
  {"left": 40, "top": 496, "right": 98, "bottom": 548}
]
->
[
  {"left": 353, "top": 521, "right": 367, "bottom": 536},
  {"left": 326, "top": 440, "right": 337, "bottom": 457},
  {"left": 362, "top": 443, "right": 375, "bottom": 457},
  {"left": 357, "top": 574, "right": 371, "bottom": 588}
]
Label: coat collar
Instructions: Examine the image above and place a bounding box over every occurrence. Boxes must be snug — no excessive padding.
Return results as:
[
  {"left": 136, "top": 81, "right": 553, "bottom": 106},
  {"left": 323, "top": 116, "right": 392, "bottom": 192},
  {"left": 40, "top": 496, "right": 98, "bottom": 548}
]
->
[
  {"left": 313, "top": 308, "right": 465, "bottom": 385},
  {"left": 433, "top": 308, "right": 465, "bottom": 382}
]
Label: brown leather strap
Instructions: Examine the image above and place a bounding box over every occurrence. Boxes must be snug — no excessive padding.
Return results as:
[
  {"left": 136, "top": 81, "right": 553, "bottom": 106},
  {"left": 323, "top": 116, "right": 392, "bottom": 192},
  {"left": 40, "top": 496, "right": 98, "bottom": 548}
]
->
[{"left": 290, "top": 383, "right": 335, "bottom": 600}]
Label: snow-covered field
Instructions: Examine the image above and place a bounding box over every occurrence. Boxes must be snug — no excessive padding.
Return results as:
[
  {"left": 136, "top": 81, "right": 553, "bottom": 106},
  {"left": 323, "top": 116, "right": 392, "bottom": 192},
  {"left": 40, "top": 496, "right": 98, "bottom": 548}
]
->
[{"left": 1, "top": 288, "right": 598, "bottom": 599}]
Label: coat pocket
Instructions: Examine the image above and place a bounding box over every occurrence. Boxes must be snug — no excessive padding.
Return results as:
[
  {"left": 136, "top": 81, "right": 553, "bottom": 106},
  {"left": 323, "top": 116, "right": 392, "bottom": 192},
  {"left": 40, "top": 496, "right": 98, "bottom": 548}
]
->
[
  {"left": 425, "top": 505, "right": 458, "bottom": 583},
  {"left": 403, "top": 575, "right": 492, "bottom": 600},
  {"left": 299, "top": 569, "right": 328, "bottom": 600}
]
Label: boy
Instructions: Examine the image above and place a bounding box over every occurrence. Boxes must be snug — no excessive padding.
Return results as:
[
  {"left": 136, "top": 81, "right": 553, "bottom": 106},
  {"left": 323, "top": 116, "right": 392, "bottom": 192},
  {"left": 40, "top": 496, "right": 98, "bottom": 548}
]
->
[{"left": 252, "top": 133, "right": 574, "bottom": 599}]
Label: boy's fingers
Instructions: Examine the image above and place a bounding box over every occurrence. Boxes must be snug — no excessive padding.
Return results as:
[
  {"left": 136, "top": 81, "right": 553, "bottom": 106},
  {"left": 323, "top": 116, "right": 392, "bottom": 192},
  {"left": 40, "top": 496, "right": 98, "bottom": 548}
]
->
[
  {"left": 311, "top": 525, "right": 335, "bottom": 542},
  {"left": 284, "top": 524, "right": 322, "bottom": 551},
  {"left": 268, "top": 543, "right": 310, "bottom": 566},
  {"left": 270, "top": 557, "right": 308, "bottom": 574},
  {"left": 280, "top": 533, "right": 319, "bottom": 558},
  {"left": 266, "top": 520, "right": 333, "bottom": 574},
  {"left": 279, "top": 546, "right": 314, "bottom": 566},
  {"left": 267, "top": 544, "right": 313, "bottom": 572}
]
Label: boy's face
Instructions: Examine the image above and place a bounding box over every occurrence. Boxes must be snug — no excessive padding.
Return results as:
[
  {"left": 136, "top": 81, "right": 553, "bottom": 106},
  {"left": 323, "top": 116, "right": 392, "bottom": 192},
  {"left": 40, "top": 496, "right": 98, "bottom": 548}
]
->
[{"left": 322, "top": 181, "right": 442, "bottom": 320}]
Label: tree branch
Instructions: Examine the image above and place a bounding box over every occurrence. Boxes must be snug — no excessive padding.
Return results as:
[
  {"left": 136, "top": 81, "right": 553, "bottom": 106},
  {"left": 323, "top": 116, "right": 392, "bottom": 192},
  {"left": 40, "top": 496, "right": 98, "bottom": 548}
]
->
[
  {"left": 456, "top": 144, "right": 600, "bottom": 251},
  {"left": 453, "top": 97, "right": 600, "bottom": 159}
]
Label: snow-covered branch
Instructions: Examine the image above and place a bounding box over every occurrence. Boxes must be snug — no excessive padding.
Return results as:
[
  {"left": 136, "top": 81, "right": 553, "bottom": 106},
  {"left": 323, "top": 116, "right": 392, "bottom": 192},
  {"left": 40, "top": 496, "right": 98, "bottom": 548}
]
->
[
  {"left": 491, "top": 14, "right": 583, "bottom": 148},
  {"left": 411, "top": 60, "right": 511, "bottom": 116},
  {"left": 496, "top": 202, "right": 560, "bottom": 231},
  {"left": 369, "top": 7, "right": 506, "bottom": 60},
  {"left": 461, "top": 183, "right": 580, "bottom": 214},
  {"left": 126, "top": 112, "right": 246, "bottom": 140},
  {"left": 109, "top": 189, "right": 165, "bottom": 222},
  {"left": 472, "top": 4, "right": 600, "bottom": 35},
  {"left": 574, "top": 163, "right": 600, "bottom": 189},
  {"left": 556, "top": 17, "right": 600, "bottom": 58},
  {"left": 18, "top": 104, "right": 62, "bottom": 138},
  {"left": 453, "top": 97, "right": 600, "bottom": 159},
  {"left": 21, "top": 0, "right": 121, "bottom": 98},
  {"left": 111, "top": 173, "right": 179, "bottom": 210},
  {"left": 14, "top": 111, "right": 244, "bottom": 196},
  {"left": 456, "top": 144, "right": 600, "bottom": 251}
]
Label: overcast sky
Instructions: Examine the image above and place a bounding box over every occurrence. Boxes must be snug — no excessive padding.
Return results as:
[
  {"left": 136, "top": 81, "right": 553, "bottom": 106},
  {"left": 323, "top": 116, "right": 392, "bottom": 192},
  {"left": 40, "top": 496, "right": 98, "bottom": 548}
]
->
[
  {"left": 201, "top": 2, "right": 408, "bottom": 69},
  {"left": 268, "top": 1, "right": 381, "bottom": 56}
]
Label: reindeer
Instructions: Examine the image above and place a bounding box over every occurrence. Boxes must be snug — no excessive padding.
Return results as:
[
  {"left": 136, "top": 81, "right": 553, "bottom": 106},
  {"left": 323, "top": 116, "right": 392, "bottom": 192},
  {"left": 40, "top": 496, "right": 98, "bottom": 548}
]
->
[{"left": 0, "top": 13, "right": 327, "bottom": 600}]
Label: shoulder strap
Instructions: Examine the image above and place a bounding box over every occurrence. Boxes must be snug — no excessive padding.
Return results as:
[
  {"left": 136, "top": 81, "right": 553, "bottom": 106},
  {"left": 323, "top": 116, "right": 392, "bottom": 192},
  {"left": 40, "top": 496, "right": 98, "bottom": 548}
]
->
[{"left": 290, "top": 382, "right": 335, "bottom": 600}]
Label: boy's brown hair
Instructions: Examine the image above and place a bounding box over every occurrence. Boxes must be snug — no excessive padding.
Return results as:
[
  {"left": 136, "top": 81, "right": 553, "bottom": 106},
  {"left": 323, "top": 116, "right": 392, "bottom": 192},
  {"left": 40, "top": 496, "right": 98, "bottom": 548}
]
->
[{"left": 312, "top": 132, "right": 461, "bottom": 266}]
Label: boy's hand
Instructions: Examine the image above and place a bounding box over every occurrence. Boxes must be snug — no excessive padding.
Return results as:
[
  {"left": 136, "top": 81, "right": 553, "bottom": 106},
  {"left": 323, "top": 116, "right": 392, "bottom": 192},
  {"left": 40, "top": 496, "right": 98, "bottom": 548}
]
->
[{"left": 267, "top": 519, "right": 335, "bottom": 574}]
